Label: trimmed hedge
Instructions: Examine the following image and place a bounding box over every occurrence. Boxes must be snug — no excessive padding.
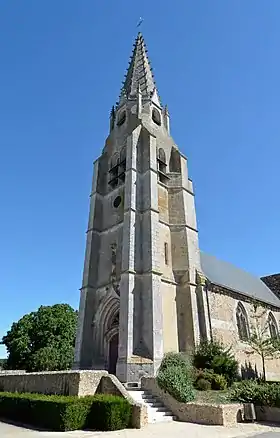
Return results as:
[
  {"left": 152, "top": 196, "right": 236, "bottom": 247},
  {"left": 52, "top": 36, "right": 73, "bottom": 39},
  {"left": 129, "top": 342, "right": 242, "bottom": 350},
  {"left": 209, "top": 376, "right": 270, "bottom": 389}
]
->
[
  {"left": 0, "top": 392, "right": 132, "bottom": 431},
  {"left": 87, "top": 395, "right": 132, "bottom": 431},
  {"left": 157, "top": 352, "right": 195, "bottom": 403}
]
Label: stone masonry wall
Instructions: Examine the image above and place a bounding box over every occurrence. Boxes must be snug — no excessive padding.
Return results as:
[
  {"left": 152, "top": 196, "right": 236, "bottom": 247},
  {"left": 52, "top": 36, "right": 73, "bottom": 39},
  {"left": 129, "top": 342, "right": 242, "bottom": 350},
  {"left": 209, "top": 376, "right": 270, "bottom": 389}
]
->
[
  {"left": 208, "top": 288, "right": 280, "bottom": 380},
  {"left": 0, "top": 370, "right": 107, "bottom": 396},
  {"left": 141, "top": 377, "right": 243, "bottom": 426},
  {"left": 0, "top": 370, "right": 148, "bottom": 428}
]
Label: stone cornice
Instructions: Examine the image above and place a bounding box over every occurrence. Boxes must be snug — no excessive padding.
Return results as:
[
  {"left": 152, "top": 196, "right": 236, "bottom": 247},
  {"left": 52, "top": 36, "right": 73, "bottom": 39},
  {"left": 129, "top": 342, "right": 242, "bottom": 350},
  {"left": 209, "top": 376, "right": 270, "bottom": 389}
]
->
[
  {"left": 210, "top": 283, "right": 280, "bottom": 311},
  {"left": 87, "top": 221, "right": 123, "bottom": 234},
  {"left": 159, "top": 218, "right": 198, "bottom": 233},
  {"left": 161, "top": 276, "right": 178, "bottom": 286},
  {"left": 168, "top": 185, "right": 194, "bottom": 196}
]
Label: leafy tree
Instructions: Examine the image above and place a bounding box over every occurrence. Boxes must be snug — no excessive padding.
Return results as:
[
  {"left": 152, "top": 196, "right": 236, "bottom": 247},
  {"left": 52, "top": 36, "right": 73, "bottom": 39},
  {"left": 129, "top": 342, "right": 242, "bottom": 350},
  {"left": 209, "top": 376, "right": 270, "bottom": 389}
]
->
[
  {"left": 0, "top": 358, "right": 7, "bottom": 370},
  {"left": 1, "top": 304, "right": 78, "bottom": 372},
  {"left": 245, "top": 304, "right": 280, "bottom": 382}
]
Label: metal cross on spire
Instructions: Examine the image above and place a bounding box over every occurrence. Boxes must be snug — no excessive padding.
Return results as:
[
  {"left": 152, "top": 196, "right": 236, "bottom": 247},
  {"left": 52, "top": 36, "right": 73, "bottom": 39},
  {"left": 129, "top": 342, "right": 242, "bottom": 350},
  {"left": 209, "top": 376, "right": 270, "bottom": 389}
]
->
[{"left": 137, "top": 17, "right": 143, "bottom": 28}]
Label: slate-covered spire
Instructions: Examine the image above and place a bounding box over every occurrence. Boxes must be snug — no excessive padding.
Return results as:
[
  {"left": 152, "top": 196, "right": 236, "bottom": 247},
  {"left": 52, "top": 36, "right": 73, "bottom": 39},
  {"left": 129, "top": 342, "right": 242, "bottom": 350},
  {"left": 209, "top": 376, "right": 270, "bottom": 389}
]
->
[{"left": 117, "top": 32, "right": 160, "bottom": 107}]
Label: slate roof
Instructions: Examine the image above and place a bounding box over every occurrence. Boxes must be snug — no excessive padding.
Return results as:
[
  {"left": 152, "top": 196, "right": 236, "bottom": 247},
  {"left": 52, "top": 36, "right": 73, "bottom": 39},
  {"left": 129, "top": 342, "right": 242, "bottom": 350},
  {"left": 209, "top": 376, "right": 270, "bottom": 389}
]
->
[
  {"left": 200, "top": 251, "right": 280, "bottom": 308},
  {"left": 117, "top": 33, "right": 159, "bottom": 107}
]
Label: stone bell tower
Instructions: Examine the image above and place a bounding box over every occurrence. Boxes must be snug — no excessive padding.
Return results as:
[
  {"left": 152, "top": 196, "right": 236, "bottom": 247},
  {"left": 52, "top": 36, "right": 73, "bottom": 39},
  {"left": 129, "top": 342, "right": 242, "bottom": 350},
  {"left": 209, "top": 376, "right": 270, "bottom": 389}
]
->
[{"left": 74, "top": 33, "right": 202, "bottom": 382}]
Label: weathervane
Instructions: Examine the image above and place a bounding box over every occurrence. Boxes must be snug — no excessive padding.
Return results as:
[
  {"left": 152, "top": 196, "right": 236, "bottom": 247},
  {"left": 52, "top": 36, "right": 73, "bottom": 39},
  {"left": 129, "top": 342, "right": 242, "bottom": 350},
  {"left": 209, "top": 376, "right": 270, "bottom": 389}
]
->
[{"left": 137, "top": 17, "right": 143, "bottom": 28}]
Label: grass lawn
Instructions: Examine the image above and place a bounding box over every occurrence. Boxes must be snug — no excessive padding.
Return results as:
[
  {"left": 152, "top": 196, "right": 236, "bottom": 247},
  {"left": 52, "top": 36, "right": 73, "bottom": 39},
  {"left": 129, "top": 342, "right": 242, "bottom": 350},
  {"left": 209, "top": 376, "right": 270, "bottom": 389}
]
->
[{"left": 194, "top": 389, "right": 232, "bottom": 404}]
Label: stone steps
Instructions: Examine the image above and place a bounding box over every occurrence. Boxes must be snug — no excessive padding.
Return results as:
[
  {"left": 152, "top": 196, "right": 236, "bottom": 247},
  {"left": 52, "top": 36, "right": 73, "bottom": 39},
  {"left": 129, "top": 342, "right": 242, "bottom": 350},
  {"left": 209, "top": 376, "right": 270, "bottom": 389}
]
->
[{"left": 126, "top": 387, "right": 175, "bottom": 424}]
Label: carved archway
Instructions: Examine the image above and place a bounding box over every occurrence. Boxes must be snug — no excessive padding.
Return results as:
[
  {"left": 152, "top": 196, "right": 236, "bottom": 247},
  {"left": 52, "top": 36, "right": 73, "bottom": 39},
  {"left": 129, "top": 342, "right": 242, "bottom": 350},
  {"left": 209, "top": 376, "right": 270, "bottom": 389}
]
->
[{"left": 92, "top": 291, "right": 120, "bottom": 373}]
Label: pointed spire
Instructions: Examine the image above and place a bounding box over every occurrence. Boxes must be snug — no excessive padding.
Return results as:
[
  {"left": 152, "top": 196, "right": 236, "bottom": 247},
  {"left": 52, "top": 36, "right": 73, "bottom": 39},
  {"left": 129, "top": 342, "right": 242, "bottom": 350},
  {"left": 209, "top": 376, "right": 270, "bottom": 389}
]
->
[{"left": 117, "top": 32, "right": 160, "bottom": 107}]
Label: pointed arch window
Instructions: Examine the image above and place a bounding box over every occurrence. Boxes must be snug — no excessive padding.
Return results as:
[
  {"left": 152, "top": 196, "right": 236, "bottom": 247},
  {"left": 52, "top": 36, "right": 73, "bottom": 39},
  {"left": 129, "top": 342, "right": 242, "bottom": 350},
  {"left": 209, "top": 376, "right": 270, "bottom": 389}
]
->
[
  {"left": 236, "top": 302, "right": 250, "bottom": 341},
  {"left": 268, "top": 312, "right": 278, "bottom": 339},
  {"left": 169, "top": 147, "right": 181, "bottom": 173},
  {"left": 108, "top": 148, "right": 126, "bottom": 189}
]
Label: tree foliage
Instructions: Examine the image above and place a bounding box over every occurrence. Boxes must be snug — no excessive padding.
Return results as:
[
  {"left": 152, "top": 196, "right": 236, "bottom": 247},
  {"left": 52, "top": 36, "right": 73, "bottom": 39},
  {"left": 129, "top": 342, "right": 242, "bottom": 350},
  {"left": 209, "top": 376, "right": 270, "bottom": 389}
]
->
[
  {"left": 0, "top": 359, "right": 7, "bottom": 370},
  {"left": 245, "top": 304, "right": 280, "bottom": 382},
  {"left": 193, "top": 339, "right": 239, "bottom": 385},
  {"left": 1, "top": 304, "right": 78, "bottom": 372}
]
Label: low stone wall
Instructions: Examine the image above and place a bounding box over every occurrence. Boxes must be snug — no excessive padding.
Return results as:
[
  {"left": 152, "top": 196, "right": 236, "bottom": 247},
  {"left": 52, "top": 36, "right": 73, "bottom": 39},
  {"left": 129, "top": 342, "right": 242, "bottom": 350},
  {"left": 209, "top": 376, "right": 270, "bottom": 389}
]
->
[
  {"left": 0, "top": 370, "right": 107, "bottom": 396},
  {"left": 141, "top": 377, "right": 243, "bottom": 426},
  {"left": 255, "top": 406, "right": 280, "bottom": 423},
  {"left": 0, "top": 370, "right": 147, "bottom": 428}
]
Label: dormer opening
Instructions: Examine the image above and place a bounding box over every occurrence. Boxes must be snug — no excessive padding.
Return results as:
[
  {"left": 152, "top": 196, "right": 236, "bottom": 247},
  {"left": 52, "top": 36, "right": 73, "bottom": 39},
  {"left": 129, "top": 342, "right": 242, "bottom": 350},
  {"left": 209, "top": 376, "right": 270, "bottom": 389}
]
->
[{"left": 152, "top": 108, "right": 161, "bottom": 126}]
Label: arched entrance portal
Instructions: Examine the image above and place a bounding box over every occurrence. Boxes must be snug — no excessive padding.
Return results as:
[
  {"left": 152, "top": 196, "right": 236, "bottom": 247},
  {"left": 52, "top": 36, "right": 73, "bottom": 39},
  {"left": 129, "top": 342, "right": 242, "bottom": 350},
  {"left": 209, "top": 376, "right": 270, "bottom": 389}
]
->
[
  {"left": 94, "top": 293, "right": 119, "bottom": 375},
  {"left": 108, "top": 333, "right": 119, "bottom": 374}
]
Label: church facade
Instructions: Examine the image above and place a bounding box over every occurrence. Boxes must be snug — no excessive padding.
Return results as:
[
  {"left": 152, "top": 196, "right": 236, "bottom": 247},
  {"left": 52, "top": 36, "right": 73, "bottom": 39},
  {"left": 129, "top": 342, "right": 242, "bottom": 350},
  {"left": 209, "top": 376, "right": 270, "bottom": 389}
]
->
[{"left": 74, "top": 33, "right": 280, "bottom": 383}]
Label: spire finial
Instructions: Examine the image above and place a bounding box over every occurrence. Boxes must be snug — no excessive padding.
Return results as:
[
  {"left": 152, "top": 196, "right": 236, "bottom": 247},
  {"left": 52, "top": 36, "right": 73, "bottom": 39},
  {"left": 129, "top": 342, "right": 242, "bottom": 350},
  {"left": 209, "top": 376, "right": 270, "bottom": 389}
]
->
[{"left": 137, "top": 17, "right": 144, "bottom": 28}]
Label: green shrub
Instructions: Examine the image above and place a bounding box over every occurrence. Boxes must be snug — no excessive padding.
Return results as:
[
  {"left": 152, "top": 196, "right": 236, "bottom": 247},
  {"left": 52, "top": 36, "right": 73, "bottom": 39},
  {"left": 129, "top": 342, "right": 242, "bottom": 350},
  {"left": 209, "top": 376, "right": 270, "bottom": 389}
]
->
[
  {"left": 0, "top": 392, "right": 132, "bottom": 431},
  {"left": 194, "top": 369, "right": 227, "bottom": 391},
  {"left": 158, "top": 352, "right": 193, "bottom": 375},
  {"left": 193, "top": 340, "right": 238, "bottom": 385},
  {"left": 86, "top": 395, "right": 132, "bottom": 431},
  {"left": 230, "top": 381, "right": 280, "bottom": 407},
  {"left": 211, "top": 373, "right": 227, "bottom": 390},
  {"left": 157, "top": 365, "right": 195, "bottom": 403},
  {"left": 195, "top": 378, "right": 211, "bottom": 391}
]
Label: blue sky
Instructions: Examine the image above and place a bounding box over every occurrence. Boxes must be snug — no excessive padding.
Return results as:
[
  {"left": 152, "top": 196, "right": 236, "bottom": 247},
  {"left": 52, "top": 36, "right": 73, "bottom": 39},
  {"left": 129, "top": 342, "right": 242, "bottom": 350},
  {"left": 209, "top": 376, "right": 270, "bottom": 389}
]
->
[{"left": 1, "top": 1, "right": 280, "bottom": 358}]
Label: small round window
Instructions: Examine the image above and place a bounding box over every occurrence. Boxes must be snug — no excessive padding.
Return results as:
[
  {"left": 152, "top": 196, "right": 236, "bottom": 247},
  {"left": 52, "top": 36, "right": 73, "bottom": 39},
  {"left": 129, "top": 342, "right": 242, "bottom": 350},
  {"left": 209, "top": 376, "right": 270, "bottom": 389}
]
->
[
  {"left": 117, "top": 111, "right": 126, "bottom": 126},
  {"left": 113, "top": 196, "right": 122, "bottom": 208},
  {"left": 152, "top": 108, "right": 161, "bottom": 126}
]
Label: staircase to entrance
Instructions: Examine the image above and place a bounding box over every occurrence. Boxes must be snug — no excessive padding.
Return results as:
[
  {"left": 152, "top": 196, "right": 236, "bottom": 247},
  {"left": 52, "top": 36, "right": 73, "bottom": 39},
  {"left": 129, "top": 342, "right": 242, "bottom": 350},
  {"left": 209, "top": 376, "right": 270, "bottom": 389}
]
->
[{"left": 126, "top": 385, "right": 175, "bottom": 424}]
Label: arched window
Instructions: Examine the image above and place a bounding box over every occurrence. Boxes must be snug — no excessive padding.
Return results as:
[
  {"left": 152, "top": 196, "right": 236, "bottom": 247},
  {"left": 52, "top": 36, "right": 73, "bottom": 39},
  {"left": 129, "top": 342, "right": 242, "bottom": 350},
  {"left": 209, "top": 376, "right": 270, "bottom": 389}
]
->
[
  {"left": 169, "top": 147, "right": 181, "bottom": 172},
  {"left": 152, "top": 108, "right": 161, "bottom": 126},
  {"left": 157, "top": 148, "right": 166, "bottom": 172},
  {"left": 268, "top": 312, "right": 278, "bottom": 339},
  {"left": 109, "top": 153, "right": 119, "bottom": 188},
  {"left": 236, "top": 302, "right": 250, "bottom": 341},
  {"left": 157, "top": 148, "right": 168, "bottom": 183}
]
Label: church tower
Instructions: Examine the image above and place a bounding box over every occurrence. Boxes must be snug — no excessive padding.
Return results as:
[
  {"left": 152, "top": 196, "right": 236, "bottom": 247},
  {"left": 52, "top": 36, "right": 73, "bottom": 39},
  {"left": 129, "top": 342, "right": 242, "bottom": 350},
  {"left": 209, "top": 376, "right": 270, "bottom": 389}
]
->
[{"left": 74, "top": 33, "right": 203, "bottom": 382}]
